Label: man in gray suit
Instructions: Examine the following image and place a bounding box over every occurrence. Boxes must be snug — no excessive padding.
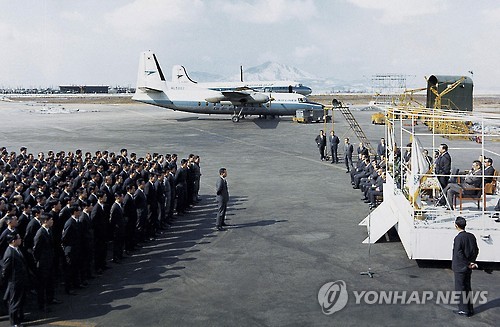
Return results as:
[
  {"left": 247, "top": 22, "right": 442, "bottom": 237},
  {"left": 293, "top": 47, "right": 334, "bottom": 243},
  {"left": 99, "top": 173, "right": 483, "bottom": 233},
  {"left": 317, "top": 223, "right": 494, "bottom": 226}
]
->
[
  {"left": 344, "top": 138, "right": 354, "bottom": 173},
  {"left": 440, "top": 160, "right": 482, "bottom": 210},
  {"left": 215, "top": 168, "right": 229, "bottom": 231}
]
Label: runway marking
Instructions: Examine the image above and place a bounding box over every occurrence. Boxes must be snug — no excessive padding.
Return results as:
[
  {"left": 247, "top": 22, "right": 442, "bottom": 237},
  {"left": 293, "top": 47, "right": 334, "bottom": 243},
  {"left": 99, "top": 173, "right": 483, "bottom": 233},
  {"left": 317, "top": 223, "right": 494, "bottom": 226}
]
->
[
  {"left": 52, "top": 126, "right": 74, "bottom": 133},
  {"left": 48, "top": 321, "right": 97, "bottom": 327},
  {"left": 26, "top": 318, "right": 96, "bottom": 327}
]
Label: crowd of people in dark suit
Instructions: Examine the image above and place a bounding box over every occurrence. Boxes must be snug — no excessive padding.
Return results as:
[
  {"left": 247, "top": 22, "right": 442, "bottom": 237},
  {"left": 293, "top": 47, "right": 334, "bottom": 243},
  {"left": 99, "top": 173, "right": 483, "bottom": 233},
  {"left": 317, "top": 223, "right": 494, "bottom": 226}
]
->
[
  {"left": 0, "top": 146, "right": 202, "bottom": 326},
  {"left": 346, "top": 138, "right": 387, "bottom": 209},
  {"left": 315, "top": 130, "right": 388, "bottom": 210}
]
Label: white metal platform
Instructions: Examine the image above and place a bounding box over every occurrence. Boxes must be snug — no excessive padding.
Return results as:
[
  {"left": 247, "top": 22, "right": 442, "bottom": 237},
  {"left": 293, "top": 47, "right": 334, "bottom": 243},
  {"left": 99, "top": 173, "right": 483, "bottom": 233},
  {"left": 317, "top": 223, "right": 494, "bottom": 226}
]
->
[
  {"left": 359, "top": 104, "right": 500, "bottom": 262},
  {"left": 360, "top": 174, "right": 500, "bottom": 261}
]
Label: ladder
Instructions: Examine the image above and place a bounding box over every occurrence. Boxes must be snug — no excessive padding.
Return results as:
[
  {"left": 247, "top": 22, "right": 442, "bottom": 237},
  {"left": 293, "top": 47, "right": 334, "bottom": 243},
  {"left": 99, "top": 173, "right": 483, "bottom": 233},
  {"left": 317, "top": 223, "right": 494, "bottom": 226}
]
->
[{"left": 338, "top": 106, "right": 374, "bottom": 155}]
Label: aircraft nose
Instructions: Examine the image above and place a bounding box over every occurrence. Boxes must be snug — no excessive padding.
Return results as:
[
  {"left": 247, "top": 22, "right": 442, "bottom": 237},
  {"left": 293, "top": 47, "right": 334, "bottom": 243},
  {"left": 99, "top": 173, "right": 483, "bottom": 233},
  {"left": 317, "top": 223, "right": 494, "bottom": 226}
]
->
[{"left": 302, "top": 87, "right": 312, "bottom": 95}]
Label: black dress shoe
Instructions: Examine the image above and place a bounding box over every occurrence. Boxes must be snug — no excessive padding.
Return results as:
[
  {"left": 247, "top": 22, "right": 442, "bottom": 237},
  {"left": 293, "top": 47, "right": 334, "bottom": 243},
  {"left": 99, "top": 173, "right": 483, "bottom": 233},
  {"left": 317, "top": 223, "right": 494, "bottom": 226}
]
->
[
  {"left": 49, "top": 298, "right": 63, "bottom": 304},
  {"left": 221, "top": 223, "right": 231, "bottom": 227},
  {"left": 364, "top": 200, "right": 371, "bottom": 203},
  {"left": 453, "top": 310, "right": 471, "bottom": 317},
  {"left": 216, "top": 227, "right": 226, "bottom": 231}
]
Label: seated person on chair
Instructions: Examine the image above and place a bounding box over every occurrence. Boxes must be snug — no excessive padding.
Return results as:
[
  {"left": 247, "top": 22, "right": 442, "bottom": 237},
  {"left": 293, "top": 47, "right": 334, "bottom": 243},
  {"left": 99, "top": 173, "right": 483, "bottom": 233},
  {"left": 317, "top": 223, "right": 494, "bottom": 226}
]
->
[
  {"left": 368, "top": 171, "right": 386, "bottom": 209},
  {"left": 439, "top": 160, "right": 482, "bottom": 210}
]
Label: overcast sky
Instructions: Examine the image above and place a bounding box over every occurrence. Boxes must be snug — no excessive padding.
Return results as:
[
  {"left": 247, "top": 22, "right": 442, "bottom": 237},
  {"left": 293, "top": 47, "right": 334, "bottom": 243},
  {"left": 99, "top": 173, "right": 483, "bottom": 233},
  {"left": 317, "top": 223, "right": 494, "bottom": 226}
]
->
[{"left": 1, "top": 0, "right": 499, "bottom": 93}]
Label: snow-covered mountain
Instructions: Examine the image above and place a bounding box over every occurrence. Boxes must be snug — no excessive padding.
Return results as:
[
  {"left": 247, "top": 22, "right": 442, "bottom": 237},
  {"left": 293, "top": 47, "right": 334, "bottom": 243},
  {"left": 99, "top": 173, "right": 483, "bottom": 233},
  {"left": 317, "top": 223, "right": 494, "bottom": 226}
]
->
[
  {"left": 235, "top": 61, "right": 317, "bottom": 81},
  {"left": 189, "top": 61, "right": 371, "bottom": 94}
]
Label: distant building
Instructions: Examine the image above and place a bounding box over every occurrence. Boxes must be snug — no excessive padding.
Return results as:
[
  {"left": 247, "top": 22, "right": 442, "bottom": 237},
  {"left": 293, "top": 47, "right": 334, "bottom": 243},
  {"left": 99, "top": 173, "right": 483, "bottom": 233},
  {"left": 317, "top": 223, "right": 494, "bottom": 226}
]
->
[{"left": 59, "top": 85, "right": 109, "bottom": 94}]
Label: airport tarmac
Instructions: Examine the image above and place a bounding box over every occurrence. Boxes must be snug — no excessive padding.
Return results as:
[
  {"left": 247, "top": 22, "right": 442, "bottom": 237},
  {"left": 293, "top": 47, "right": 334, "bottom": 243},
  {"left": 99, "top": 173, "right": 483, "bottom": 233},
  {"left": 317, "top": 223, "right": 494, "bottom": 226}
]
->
[{"left": 0, "top": 99, "right": 499, "bottom": 326}]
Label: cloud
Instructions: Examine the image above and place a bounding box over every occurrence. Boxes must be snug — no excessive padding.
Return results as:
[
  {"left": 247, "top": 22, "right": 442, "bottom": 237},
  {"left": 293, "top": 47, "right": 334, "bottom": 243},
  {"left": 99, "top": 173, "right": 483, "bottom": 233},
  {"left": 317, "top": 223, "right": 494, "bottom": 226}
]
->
[
  {"left": 293, "top": 45, "right": 320, "bottom": 59},
  {"left": 482, "top": 6, "right": 500, "bottom": 25},
  {"left": 60, "top": 10, "right": 86, "bottom": 23},
  {"left": 216, "top": 0, "right": 317, "bottom": 24},
  {"left": 105, "top": 0, "right": 206, "bottom": 39},
  {"left": 347, "top": 0, "right": 448, "bottom": 24}
]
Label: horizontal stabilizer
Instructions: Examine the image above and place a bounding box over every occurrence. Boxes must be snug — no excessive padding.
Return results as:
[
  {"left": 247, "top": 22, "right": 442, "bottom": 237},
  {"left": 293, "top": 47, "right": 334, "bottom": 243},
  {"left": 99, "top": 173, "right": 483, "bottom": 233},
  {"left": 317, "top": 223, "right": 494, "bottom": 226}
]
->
[{"left": 138, "top": 86, "right": 163, "bottom": 93}]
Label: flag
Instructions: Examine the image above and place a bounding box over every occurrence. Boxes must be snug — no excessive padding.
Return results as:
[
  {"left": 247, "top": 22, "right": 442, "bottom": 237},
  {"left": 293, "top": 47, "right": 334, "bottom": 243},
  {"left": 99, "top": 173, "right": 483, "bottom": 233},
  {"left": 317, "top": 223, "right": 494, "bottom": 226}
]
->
[
  {"left": 387, "top": 122, "right": 395, "bottom": 165},
  {"left": 408, "top": 136, "right": 430, "bottom": 209}
]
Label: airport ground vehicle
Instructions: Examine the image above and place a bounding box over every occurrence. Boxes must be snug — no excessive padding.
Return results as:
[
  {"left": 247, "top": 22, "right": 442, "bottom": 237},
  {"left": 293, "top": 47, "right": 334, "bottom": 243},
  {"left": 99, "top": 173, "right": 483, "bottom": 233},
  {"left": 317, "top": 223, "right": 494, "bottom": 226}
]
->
[{"left": 293, "top": 109, "right": 330, "bottom": 123}]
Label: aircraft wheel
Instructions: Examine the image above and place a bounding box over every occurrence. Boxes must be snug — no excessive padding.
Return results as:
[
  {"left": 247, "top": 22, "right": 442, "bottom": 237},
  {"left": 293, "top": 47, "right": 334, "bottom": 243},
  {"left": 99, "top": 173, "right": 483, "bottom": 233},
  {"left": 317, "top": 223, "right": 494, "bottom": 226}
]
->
[{"left": 231, "top": 116, "right": 240, "bottom": 123}]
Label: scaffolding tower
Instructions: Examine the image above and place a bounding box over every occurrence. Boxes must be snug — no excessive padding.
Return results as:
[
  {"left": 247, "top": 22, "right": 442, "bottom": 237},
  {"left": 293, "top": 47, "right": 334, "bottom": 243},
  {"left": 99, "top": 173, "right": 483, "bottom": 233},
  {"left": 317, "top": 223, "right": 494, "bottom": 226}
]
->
[{"left": 371, "top": 74, "right": 408, "bottom": 106}]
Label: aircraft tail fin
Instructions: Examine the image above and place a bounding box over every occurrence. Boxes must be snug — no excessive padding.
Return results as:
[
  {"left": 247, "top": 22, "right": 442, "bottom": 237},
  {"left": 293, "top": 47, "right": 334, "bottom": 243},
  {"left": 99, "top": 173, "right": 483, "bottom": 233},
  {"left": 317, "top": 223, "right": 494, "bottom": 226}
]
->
[
  {"left": 135, "top": 51, "right": 167, "bottom": 92},
  {"left": 172, "top": 65, "right": 197, "bottom": 84}
]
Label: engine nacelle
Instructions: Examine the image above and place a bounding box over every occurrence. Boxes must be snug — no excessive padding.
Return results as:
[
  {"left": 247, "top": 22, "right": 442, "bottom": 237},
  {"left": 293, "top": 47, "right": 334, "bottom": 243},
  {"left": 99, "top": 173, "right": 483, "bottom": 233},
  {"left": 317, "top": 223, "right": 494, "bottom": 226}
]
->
[
  {"left": 205, "top": 95, "right": 226, "bottom": 103},
  {"left": 246, "top": 93, "right": 270, "bottom": 104},
  {"left": 206, "top": 92, "right": 269, "bottom": 105}
]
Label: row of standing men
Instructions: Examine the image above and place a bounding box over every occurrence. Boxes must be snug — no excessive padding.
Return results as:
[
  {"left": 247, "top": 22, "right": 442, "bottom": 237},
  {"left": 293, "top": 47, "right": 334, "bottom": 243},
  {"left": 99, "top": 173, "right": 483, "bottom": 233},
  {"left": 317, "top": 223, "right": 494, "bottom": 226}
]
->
[{"left": 0, "top": 147, "right": 202, "bottom": 326}]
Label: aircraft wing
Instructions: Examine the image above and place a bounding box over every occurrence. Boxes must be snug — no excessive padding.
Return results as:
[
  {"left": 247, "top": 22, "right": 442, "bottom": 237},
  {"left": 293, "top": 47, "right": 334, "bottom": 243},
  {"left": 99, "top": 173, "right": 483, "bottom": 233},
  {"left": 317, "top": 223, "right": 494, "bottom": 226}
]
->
[{"left": 220, "top": 91, "right": 269, "bottom": 104}]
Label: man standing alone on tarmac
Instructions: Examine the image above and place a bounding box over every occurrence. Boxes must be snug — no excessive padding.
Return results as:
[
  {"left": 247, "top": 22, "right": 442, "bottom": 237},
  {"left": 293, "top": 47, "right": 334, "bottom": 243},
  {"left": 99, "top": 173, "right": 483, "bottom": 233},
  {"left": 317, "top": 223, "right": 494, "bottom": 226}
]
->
[
  {"left": 344, "top": 138, "right": 354, "bottom": 173},
  {"left": 329, "top": 131, "right": 340, "bottom": 164},
  {"left": 452, "top": 216, "right": 479, "bottom": 317},
  {"left": 215, "top": 168, "right": 229, "bottom": 231},
  {"left": 315, "top": 130, "right": 327, "bottom": 161}
]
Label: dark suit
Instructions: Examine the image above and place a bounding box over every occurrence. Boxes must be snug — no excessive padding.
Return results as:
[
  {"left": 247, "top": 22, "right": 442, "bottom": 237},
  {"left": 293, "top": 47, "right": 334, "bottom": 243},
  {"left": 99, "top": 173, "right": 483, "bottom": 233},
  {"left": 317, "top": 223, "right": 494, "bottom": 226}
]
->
[
  {"left": 62, "top": 217, "right": 81, "bottom": 291},
  {"left": 315, "top": 134, "right": 327, "bottom": 160},
  {"left": 0, "top": 228, "right": 16, "bottom": 259},
  {"left": 91, "top": 203, "right": 108, "bottom": 271},
  {"left": 344, "top": 143, "right": 354, "bottom": 172},
  {"left": 23, "top": 217, "right": 41, "bottom": 276},
  {"left": 329, "top": 134, "right": 340, "bottom": 163},
  {"left": 16, "top": 213, "right": 30, "bottom": 243},
  {"left": 2, "top": 245, "right": 28, "bottom": 326},
  {"left": 134, "top": 189, "right": 147, "bottom": 242},
  {"left": 79, "top": 210, "right": 93, "bottom": 279},
  {"left": 484, "top": 166, "right": 495, "bottom": 184},
  {"left": 144, "top": 181, "right": 158, "bottom": 236},
  {"left": 368, "top": 177, "right": 384, "bottom": 205},
  {"left": 109, "top": 202, "right": 125, "bottom": 260},
  {"left": 123, "top": 192, "right": 137, "bottom": 251},
  {"left": 452, "top": 230, "right": 479, "bottom": 314},
  {"left": 155, "top": 179, "right": 166, "bottom": 228},
  {"left": 166, "top": 173, "right": 176, "bottom": 220},
  {"left": 175, "top": 168, "right": 188, "bottom": 214},
  {"left": 435, "top": 151, "right": 451, "bottom": 188},
  {"left": 33, "top": 226, "right": 55, "bottom": 308},
  {"left": 216, "top": 176, "right": 229, "bottom": 228},
  {"left": 442, "top": 169, "right": 482, "bottom": 209},
  {"left": 377, "top": 142, "right": 386, "bottom": 159}
]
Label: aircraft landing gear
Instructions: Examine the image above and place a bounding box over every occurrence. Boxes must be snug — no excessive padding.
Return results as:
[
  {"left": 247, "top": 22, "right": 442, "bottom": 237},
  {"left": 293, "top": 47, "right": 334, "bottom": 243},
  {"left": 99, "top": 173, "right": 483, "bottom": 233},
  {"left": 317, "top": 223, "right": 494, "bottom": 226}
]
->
[{"left": 232, "top": 108, "right": 244, "bottom": 123}]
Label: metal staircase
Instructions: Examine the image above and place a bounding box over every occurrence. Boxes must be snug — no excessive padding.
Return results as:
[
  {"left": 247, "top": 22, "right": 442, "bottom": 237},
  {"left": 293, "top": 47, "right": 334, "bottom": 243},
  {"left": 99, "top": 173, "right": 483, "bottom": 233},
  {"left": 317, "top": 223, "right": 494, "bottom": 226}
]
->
[{"left": 337, "top": 105, "right": 374, "bottom": 155}]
